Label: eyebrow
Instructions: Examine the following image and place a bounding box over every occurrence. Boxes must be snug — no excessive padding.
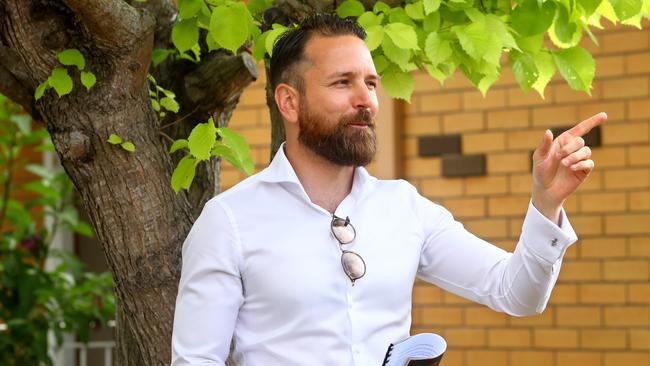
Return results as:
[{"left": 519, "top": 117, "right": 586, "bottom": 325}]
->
[{"left": 326, "top": 71, "right": 381, "bottom": 81}]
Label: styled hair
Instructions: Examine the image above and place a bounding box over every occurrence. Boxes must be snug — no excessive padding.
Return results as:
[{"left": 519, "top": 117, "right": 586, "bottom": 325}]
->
[{"left": 269, "top": 13, "right": 366, "bottom": 93}]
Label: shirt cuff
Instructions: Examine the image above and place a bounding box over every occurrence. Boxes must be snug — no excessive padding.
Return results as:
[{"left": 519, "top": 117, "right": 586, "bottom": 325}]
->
[{"left": 521, "top": 200, "right": 578, "bottom": 264}]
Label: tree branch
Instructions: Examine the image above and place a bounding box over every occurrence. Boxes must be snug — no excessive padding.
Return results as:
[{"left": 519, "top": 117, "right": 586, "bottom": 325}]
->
[
  {"left": 62, "top": 0, "right": 154, "bottom": 50},
  {"left": 0, "top": 46, "right": 39, "bottom": 119}
]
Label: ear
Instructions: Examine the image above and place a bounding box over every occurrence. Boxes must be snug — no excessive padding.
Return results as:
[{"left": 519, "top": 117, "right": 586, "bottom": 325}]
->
[{"left": 274, "top": 83, "right": 300, "bottom": 125}]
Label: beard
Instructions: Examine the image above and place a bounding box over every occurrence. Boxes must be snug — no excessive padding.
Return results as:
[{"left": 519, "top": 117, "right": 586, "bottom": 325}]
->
[{"left": 297, "top": 103, "right": 377, "bottom": 167}]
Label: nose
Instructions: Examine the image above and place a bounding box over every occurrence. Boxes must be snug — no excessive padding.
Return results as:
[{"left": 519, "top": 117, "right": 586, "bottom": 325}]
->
[{"left": 352, "top": 81, "right": 377, "bottom": 112}]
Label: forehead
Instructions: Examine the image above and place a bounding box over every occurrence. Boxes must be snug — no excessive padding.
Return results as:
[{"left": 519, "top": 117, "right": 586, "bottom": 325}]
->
[{"left": 302, "top": 34, "right": 376, "bottom": 77}]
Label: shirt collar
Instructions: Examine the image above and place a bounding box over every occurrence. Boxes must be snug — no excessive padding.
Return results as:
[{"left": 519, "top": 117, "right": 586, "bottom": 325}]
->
[{"left": 258, "top": 142, "right": 375, "bottom": 195}]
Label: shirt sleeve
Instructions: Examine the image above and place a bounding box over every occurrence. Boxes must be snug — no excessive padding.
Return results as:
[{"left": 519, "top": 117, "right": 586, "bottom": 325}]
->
[
  {"left": 171, "top": 200, "right": 244, "bottom": 365},
  {"left": 416, "top": 196, "right": 577, "bottom": 316}
]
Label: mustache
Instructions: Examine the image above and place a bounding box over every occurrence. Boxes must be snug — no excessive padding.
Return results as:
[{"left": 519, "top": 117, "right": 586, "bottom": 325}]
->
[{"left": 342, "top": 109, "right": 375, "bottom": 126}]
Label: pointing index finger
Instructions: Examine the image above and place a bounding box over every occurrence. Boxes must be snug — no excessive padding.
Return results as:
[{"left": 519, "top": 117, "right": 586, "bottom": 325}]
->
[{"left": 566, "top": 112, "right": 608, "bottom": 137}]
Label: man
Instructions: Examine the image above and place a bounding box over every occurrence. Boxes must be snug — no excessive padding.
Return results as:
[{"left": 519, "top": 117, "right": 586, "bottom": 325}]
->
[{"left": 171, "top": 13, "right": 605, "bottom": 366}]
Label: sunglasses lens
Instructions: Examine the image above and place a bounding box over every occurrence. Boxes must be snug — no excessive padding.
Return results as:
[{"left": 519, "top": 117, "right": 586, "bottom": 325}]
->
[
  {"left": 341, "top": 250, "right": 366, "bottom": 281},
  {"left": 332, "top": 219, "right": 355, "bottom": 244}
]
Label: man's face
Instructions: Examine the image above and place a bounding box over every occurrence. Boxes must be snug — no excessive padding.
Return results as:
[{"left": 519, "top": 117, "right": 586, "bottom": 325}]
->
[{"left": 296, "top": 35, "right": 380, "bottom": 166}]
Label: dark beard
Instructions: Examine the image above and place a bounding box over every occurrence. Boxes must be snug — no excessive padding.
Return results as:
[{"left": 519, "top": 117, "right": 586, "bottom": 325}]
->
[{"left": 298, "top": 106, "right": 377, "bottom": 167}]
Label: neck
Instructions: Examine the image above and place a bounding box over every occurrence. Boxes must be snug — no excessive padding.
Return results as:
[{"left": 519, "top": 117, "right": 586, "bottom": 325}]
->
[{"left": 284, "top": 141, "right": 355, "bottom": 214}]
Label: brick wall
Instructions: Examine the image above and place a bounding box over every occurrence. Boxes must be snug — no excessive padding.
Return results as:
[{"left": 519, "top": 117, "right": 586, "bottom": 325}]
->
[{"left": 225, "top": 23, "right": 650, "bottom": 366}]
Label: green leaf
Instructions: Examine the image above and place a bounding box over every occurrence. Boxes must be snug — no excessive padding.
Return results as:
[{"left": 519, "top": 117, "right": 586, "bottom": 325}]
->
[
  {"left": 80, "top": 71, "right": 96, "bottom": 90},
  {"left": 532, "top": 52, "right": 556, "bottom": 98},
  {"left": 171, "top": 155, "right": 198, "bottom": 193},
  {"left": 455, "top": 21, "right": 493, "bottom": 63},
  {"left": 169, "top": 139, "right": 189, "bottom": 153},
  {"left": 209, "top": 3, "right": 250, "bottom": 54},
  {"left": 552, "top": 47, "right": 595, "bottom": 94},
  {"left": 509, "top": 51, "right": 539, "bottom": 92},
  {"left": 265, "top": 25, "right": 287, "bottom": 56},
  {"left": 380, "top": 65, "right": 415, "bottom": 101},
  {"left": 57, "top": 49, "right": 85, "bottom": 70},
  {"left": 365, "top": 25, "right": 384, "bottom": 51},
  {"left": 358, "top": 11, "right": 383, "bottom": 28},
  {"left": 172, "top": 18, "right": 199, "bottom": 53},
  {"left": 152, "top": 49, "right": 174, "bottom": 67},
  {"left": 424, "top": 32, "right": 453, "bottom": 66},
  {"left": 151, "top": 99, "right": 160, "bottom": 112},
  {"left": 160, "top": 97, "right": 180, "bottom": 113},
  {"left": 179, "top": 0, "right": 203, "bottom": 19},
  {"left": 405, "top": 1, "right": 425, "bottom": 19},
  {"left": 477, "top": 71, "right": 499, "bottom": 96},
  {"left": 72, "top": 221, "right": 94, "bottom": 237},
  {"left": 373, "top": 1, "right": 391, "bottom": 13},
  {"left": 381, "top": 35, "right": 411, "bottom": 70},
  {"left": 121, "top": 142, "right": 136, "bottom": 152},
  {"left": 373, "top": 54, "right": 390, "bottom": 74},
  {"left": 423, "top": 0, "right": 442, "bottom": 14},
  {"left": 336, "top": 0, "right": 365, "bottom": 18},
  {"left": 551, "top": 5, "right": 581, "bottom": 46},
  {"left": 423, "top": 12, "right": 441, "bottom": 32},
  {"left": 216, "top": 128, "right": 254, "bottom": 175},
  {"left": 388, "top": 8, "right": 417, "bottom": 27},
  {"left": 517, "top": 34, "right": 544, "bottom": 54},
  {"left": 610, "top": 0, "right": 643, "bottom": 20},
  {"left": 597, "top": 0, "right": 619, "bottom": 22},
  {"left": 35, "top": 81, "right": 49, "bottom": 100},
  {"left": 511, "top": 0, "right": 557, "bottom": 36},
  {"left": 252, "top": 31, "right": 269, "bottom": 62},
  {"left": 10, "top": 114, "right": 31, "bottom": 135},
  {"left": 248, "top": 0, "right": 273, "bottom": 17},
  {"left": 384, "top": 23, "right": 419, "bottom": 49},
  {"left": 25, "top": 164, "right": 54, "bottom": 180},
  {"left": 188, "top": 118, "right": 218, "bottom": 161},
  {"left": 107, "top": 134, "right": 122, "bottom": 145},
  {"left": 578, "top": 0, "right": 603, "bottom": 15},
  {"left": 49, "top": 67, "right": 73, "bottom": 97}
]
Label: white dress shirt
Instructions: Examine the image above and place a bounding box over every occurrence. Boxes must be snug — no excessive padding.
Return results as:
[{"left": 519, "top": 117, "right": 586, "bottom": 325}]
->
[{"left": 171, "top": 145, "right": 577, "bottom": 366}]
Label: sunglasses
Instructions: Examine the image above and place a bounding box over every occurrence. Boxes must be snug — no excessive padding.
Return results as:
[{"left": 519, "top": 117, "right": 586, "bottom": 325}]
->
[{"left": 330, "top": 215, "right": 366, "bottom": 285}]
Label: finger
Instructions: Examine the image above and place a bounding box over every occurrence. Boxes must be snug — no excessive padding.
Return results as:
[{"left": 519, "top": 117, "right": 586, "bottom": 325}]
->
[
  {"left": 558, "top": 137, "right": 586, "bottom": 158},
  {"left": 565, "top": 112, "right": 607, "bottom": 138},
  {"left": 562, "top": 146, "right": 591, "bottom": 167},
  {"left": 570, "top": 159, "right": 595, "bottom": 173},
  {"left": 535, "top": 129, "right": 554, "bottom": 160}
]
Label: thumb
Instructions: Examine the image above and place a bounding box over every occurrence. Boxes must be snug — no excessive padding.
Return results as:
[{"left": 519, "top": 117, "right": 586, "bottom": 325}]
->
[{"left": 535, "top": 129, "right": 553, "bottom": 160}]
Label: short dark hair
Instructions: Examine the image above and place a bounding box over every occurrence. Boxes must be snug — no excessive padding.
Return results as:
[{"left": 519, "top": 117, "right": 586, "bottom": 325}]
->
[{"left": 269, "top": 13, "right": 366, "bottom": 93}]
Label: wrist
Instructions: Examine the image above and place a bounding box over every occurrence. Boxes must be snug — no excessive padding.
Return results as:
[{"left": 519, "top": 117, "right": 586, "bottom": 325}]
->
[{"left": 531, "top": 190, "right": 563, "bottom": 225}]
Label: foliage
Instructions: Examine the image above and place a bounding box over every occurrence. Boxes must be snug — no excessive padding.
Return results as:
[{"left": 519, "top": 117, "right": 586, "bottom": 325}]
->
[
  {"left": 107, "top": 134, "right": 137, "bottom": 153},
  {"left": 35, "top": 49, "right": 96, "bottom": 100},
  {"left": 0, "top": 95, "right": 115, "bottom": 365}
]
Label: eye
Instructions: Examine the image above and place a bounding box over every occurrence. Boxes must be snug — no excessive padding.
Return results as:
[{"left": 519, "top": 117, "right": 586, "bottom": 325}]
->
[
  {"left": 334, "top": 79, "right": 349, "bottom": 86},
  {"left": 366, "top": 81, "right": 378, "bottom": 90}
]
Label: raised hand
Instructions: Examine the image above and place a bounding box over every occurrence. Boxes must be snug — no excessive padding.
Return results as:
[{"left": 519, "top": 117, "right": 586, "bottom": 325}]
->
[{"left": 531, "top": 112, "right": 608, "bottom": 223}]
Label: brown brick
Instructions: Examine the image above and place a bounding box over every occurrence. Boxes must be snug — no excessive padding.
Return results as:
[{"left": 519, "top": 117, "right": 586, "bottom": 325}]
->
[
  {"left": 510, "top": 351, "right": 553, "bottom": 366},
  {"left": 463, "top": 218, "right": 508, "bottom": 238},
  {"left": 439, "top": 350, "right": 463, "bottom": 366},
  {"left": 595, "top": 55, "right": 626, "bottom": 76},
  {"left": 229, "top": 108, "right": 259, "bottom": 127},
  {"left": 602, "top": 30, "right": 650, "bottom": 53},
  {"left": 238, "top": 86, "right": 267, "bottom": 107},
  {"left": 442, "top": 291, "right": 473, "bottom": 305},
  {"left": 442, "top": 112, "right": 484, "bottom": 133},
  {"left": 420, "top": 177, "right": 463, "bottom": 198},
  {"left": 465, "top": 175, "right": 508, "bottom": 195},
  {"left": 404, "top": 157, "right": 442, "bottom": 177},
  {"left": 488, "top": 195, "right": 529, "bottom": 217},
  {"left": 582, "top": 329, "right": 627, "bottom": 349},
  {"left": 462, "top": 132, "right": 506, "bottom": 153},
  {"left": 604, "top": 260, "right": 650, "bottom": 280},
  {"left": 506, "top": 130, "right": 542, "bottom": 150},
  {"left": 534, "top": 329, "right": 579, "bottom": 348},
  {"left": 628, "top": 98, "right": 650, "bottom": 120},
  {"left": 532, "top": 105, "right": 580, "bottom": 128},
  {"left": 580, "top": 283, "right": 626, "bottom": 304},
  {"left": 631, "top": 191, "right": 650, "bottom": 211},
  {"left": 580, "top": 170, "right": 604, "bottom": 192},
  {"left": 629, "top": 283, "right": 650, "bottom": 303},
  {"left": 466, "top": 350, "right": 509, "bottom": 366},
  {"left": 579, "top": 192, "right": 627, "bottom": 213},
  {"left": 413, "top": 71, "right": 444, "bottom": 93},
  {"left": 602, "top": 122, "right": 650, "bottom": 144},
  {"left": 420, "top": 307, "right": 464, "bottom": 325},
  {"left": 626, "top": 52, "right": 650, "bottom": 74},
  {"left": 604, "top": 352, "right": 650, "bottom": 366},
  {"left": 487, "top": 152, "right": 529, "bottom": 173},
  {"left": 465, "top": 306, "right": 508, "bottom": 325},
  {"left": 579, "top": 237, "right": 627, "bottom": 258},
  {"left": 554, "top": 83, "right": 600, "bottom": 103},
  {"left": 508, "top": 87, "right": 550, "bottom": 107},
  {"left": 605, "top": 306, "right": 650, "bottom": 326},
  {"left": 443, "top": 197, "right": 486, "bottom": 218},
  {"left": 403, "top": 115, "right": 442, "bottom": 136},
  {"left": 630, "top": 236, "right": 650, "bottom": 257},
  {"left": 549, "top": 284, "right": 578, "bottom": 305},
  {"left": 569, "top": 215, "right": 603, "bottom": 236},
  {"left": 444, "top": 328, "right": 487, "bottom": 347},
  {"left": 486, "top": 108, "right": 530, "bottom": 130},
  {"left": 631, "top": 330, "right": 650, "bottom": 350},
  {"left": 412, "top": 285, "right": 443, "bottom": 304},
  {"left": 488, "top": 329, "right": 531, "bottom": 348},
  {"left": 240, "top": 127, "right": 271, "bottom": 145},
  {"left": 509, "top": 308, "right": 554, "bottom": 326},
  {"left": 561, "top": 261, "right": 603, "bottom": 281},
  {"left": 557, "top": 306, "right": 602, "bottom": 326},
  {"left": 509, "top": 173, "right": 533, "bottom": 194},
  {"left": 590, "top": 147, "right": 627, "bottom": 168},
  {"left": 604, "top": 169, "right": 650, "bottom": 189},
  {"left": 629, "top": 145, "right": 650, "bottom": 166},
  {"left": 557, "top": 351, "right": 603, "bottom": 366},
  {"left": 463, "top": 89, "right": 507, "bottom": 110},
  {"left": 606, "top": 214, "right": 650, "bottom": 235},
  {"left": 579, "top": 101, "right": 625, "bottom": 122},
  {"left": 419, "top": 93, "right": 462, "bottom": 113},
  {"left": 602, "top": 77, "right": 649, "bottom": 99},
  {"left": 403, "top": 137, "right": 418, "bottom": 158}
]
